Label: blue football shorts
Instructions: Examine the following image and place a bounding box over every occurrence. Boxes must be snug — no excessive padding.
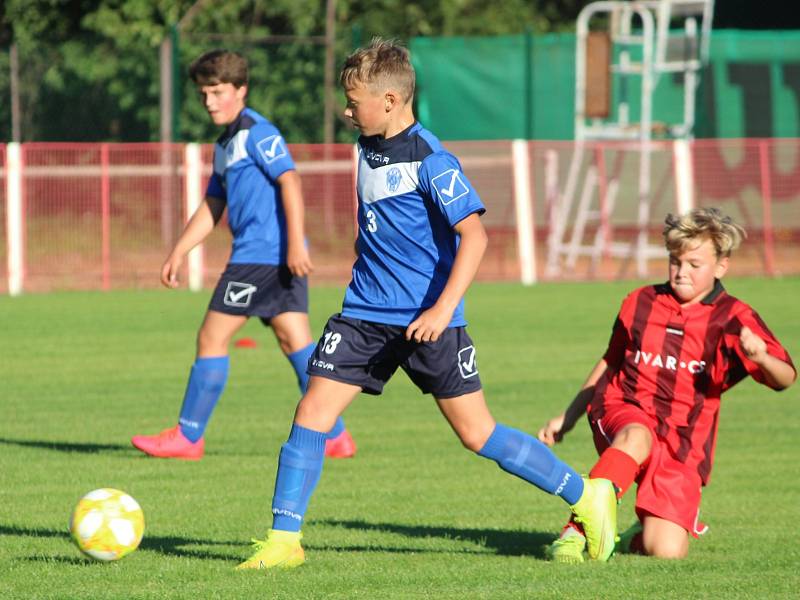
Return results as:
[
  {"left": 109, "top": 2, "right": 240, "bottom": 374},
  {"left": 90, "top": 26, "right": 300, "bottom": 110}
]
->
[
  {"left": 208, "top": 263, "right": 308, "bottom": 324},
  {"left": 306, "top": 313, "right": 482, "bottom": 398}
]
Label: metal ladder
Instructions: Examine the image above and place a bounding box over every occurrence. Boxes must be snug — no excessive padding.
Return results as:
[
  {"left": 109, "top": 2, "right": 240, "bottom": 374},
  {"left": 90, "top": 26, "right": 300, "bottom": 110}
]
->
[{"left": 545, "top": 0, "right": 714, "bottom": 278}]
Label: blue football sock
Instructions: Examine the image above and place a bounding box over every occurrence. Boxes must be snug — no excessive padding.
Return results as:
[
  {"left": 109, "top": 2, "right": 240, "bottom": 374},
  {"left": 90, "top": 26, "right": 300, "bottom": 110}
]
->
[
  {"left": 272, "top": 424, "right": 327, "bottom": 532},
  {"left": 477, "top": 423, "right": 584, "bottom": 505},
  {"left": 327, "top": 417, "right": 345, "bottom": 439},
  {"left": 177, "top": 356, "right": 229, "bottom": 443},
  {"left": 287, "top": 343, "right": 346, "bottom": 441},
  {"left": 287, "top": 343, "right": 315, "bottom": 393}
]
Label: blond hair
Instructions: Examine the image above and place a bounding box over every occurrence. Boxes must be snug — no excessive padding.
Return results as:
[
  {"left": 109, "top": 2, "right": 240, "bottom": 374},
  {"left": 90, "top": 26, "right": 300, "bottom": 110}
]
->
[
  {"left": 189, "top": 49, "right": 248, "bottom": 88},
  {"left": 663, "top": 207, "right": 746, "bottom": 258},
  {"left": 340, "top": 38, "right": 415, "bottom": 103}
]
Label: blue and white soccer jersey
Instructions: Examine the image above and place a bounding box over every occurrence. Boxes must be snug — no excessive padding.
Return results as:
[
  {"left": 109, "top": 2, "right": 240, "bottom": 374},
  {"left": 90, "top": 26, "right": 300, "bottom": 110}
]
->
[
  {"left": 342, "top": 122, "right": 486, "bottom": 327},
  {"left": 205, "top": 107, "right": 296, "bottom": 266},
  {"left": 204, "top": 107, "right": 307, "bottom": 320},
  {"left": 306, "top": 122, "right": 485, "bottom": 397}
]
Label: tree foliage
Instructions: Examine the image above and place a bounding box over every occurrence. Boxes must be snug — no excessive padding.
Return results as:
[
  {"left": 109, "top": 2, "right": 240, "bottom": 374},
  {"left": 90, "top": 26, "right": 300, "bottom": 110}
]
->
[{"left": 1, "top": 0, "right": 594, "bottom": 142}]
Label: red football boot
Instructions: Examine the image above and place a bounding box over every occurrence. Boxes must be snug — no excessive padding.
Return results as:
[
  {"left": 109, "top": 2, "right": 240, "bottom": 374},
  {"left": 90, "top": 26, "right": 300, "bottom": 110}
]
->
[
  {"left": 324, "top": 429, "right": 356, "bottom": 459},
  {"left": 131, "top": 425, "right": 204, "bottom": 460}
]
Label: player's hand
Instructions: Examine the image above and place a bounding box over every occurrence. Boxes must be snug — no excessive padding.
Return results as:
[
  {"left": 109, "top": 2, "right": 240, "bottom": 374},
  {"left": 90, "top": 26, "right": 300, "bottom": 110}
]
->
[
  {"left": 405, "top": 305, "right": 453, "bottom": 343},
  {"left": 739, "top": 326, "right": 768, "bottom": 363},
  {"left": 537, "top": 414, "right": 567, "bottom": 447},
  {"left": 160, "top": 254, "right": 183, "bottom": 288},
  {"left": 287, "top": 244, "right": 313, "bottom": 277}
]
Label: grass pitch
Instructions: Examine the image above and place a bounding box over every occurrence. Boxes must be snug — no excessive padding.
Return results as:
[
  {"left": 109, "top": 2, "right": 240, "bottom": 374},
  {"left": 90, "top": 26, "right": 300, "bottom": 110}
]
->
[{"left": 1, "top": 279, "right": 798, "bottom": 599}]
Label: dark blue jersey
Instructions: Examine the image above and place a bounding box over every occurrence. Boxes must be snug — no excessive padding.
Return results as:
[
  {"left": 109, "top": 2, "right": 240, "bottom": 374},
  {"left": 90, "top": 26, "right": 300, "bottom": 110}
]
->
[
  {"left": 205, "top": 107, "right": 296, "bottom": 265},
  {"left": 342, "top": 122, "right": 485, "bottom": 327}
]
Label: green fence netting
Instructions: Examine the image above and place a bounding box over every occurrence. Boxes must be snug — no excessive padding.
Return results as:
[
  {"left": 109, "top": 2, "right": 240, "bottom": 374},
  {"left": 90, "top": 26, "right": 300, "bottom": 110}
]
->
[{"left": 411, "top": 30, "right": 800, "bottom": 140}]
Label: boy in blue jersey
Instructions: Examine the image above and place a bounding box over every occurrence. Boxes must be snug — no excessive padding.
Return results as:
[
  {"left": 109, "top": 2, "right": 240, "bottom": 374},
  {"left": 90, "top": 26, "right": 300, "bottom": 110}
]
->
[
  {"left": 131, "top": 49, "right": 355, "bottom": 460},
  {"left": 237, "top": 39, "right": 617, "bottom": 570}
]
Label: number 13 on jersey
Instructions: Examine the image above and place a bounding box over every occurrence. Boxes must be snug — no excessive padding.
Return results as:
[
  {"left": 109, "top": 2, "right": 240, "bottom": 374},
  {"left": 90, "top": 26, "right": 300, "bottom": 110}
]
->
[{"left": 322, "top": 331, "right": 342, "bottom": 354}]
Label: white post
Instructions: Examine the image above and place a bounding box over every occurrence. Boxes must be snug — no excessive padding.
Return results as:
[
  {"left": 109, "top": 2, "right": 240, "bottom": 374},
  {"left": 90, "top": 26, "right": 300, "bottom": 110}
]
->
[
  {"left": 185, "top": 143, "right": 204, "bottom": 292},
  {"left": 512, "top": 139, "right": 537, "bottom": 285},
  {"left": 6, "top": 142, "right": 23, "bottom": 296},
  {"left": 543, "top": 149, "right": 561, "bottom": 276},
  {"left": 673, "top": 138, "right": 695, "bottom": 214}
]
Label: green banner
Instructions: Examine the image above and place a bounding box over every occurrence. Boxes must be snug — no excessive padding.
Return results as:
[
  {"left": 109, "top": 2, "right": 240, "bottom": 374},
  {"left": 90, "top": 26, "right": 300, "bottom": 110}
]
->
[{"left": 411, "top": 30, "right": 800, "bottom": 140}]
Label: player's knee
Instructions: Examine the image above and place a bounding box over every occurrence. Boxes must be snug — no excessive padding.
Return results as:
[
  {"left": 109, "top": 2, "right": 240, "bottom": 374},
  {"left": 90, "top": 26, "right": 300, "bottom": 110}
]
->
[
  {"left": 197, "top": 326, "right": 228, "bottom": 354},
  {"left": 612, "top": 424, "right": 652, "bottom": 461},
  {"left": 644, "top": 536, "right": 688, "bottom": 559},
  {"left": 271, "top": 315, "right": 312, "bottom": 354},
  {"left": 275, "top": 337, "right": 293, "bottom": 355},
  {"left": 271, "top": 325, "right": 291, "bottom": 352},
  {"left": 459, "top": 426, "right": 493, "bottom": 453},
  {"left": 294, "top": 397, "right": 337, "bottom": 433},
  {"left": 294, "top": 397, "right": 318, "bottom": 423}
]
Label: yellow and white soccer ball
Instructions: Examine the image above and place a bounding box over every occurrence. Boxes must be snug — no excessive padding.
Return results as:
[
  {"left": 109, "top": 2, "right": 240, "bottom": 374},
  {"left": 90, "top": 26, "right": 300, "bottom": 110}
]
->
[{"left": 69, "top": 488, "right": 145, "bottom": 561}]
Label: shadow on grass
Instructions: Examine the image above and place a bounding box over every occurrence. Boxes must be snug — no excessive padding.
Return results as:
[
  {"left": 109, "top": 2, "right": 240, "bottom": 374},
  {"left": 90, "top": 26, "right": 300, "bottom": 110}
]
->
[
  {"left": 0, "top": 437, "right": 131, "bottom": 454},
  {"left": 21, "top": 555, "right": 96, "bottom": 565},
  {"left": 1, "top": 524, "right": 241, "bottom": 562},
  {"left": 3, "top": 520, "right": 558, "bottom": 564},
  {"left": 313, "top": 519, "right": 555, "bottom": 559}
]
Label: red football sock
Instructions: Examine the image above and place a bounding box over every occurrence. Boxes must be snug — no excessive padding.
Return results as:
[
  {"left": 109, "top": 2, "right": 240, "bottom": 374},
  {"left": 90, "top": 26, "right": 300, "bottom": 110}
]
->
[
  {"left": 564, "top": 519, "right": 585, "bottom": 537},
  {"left": 589, "top": 447, "right": 640, "bottom": 498}
]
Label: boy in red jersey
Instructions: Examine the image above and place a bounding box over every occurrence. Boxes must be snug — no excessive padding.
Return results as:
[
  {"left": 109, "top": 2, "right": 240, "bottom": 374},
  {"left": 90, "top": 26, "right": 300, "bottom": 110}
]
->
[{"left": 539, "top": 207, "right": 796, "bottom": 561}]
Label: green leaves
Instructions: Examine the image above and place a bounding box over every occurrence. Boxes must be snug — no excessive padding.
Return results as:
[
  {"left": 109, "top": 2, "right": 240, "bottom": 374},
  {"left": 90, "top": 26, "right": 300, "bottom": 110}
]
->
[{"left": 1, "top": 0, "right": 595, "bottom": 141}]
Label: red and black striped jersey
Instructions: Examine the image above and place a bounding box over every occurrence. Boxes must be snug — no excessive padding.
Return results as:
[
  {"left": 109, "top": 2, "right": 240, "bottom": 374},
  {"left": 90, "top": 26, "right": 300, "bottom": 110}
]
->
[{"left": 590, "top": 280, "right": 795, "bottom": 485}]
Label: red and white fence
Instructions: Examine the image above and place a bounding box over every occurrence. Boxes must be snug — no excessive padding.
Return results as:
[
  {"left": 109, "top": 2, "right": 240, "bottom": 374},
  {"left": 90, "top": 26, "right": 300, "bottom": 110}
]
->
[{"left": 2, "top": 139, "right": 799, "bottom": 295}]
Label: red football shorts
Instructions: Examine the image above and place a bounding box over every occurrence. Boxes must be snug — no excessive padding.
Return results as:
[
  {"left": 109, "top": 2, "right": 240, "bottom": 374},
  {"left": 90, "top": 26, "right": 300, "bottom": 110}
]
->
[{"left": 589, "top": 402, "right": 706, "bottom": 537}]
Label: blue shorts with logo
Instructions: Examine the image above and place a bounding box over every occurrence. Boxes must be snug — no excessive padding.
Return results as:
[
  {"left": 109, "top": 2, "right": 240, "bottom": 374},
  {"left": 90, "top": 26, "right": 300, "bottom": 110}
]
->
[
  {"left": 208, "top": 263, "right": 308, "bottom": 324},
  {"left": 307, "top": 313, "right": 482, "bottom": 398}
]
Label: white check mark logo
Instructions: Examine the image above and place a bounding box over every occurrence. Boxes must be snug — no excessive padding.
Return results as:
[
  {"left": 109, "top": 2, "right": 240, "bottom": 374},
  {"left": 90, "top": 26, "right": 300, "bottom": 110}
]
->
[
  {"left": 440, "top": 170, "right": 459, "bottom": 197},
  {"left": 263, "top": 136, "right": 282, "bottom": 158},
  {"left": 461, "top": 349, "right": 475, "bottom": 372},
  {"left": 228, "top": 286, "right": 255, "bottom": 303}
]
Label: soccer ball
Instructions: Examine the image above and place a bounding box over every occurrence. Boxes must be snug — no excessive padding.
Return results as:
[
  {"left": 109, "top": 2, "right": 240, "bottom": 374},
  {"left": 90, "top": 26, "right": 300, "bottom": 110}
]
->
[{"left": 69, "top": 488, "right": 145, "bottom": 561}]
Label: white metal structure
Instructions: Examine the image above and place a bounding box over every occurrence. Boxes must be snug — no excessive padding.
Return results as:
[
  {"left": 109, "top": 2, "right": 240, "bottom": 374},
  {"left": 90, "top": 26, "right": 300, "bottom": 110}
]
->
[
  {"left": 546, "top": 0, "right": 714, "bottom": 278},
  {"left": 5, "top": 142, "right": 23, "bottom": 296},
  {"left": 512, "top": 140, "right": 537, "bottom": 285},
  {"left": 184, "top": 143, "right": 205, "bottom": 292}
]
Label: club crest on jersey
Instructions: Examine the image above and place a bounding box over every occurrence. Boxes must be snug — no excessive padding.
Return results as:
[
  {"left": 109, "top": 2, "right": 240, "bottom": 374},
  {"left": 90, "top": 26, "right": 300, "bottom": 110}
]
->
[
  {"left": 458, "top": 345, "right": 478, "bottom": 379},
  {"left": 431, "top": 169, "right": 469, "bottom": 205},
  {"left": 224, "top": 281, "right": 257, "bottom": 307},
  {"left": 386, "top": 167, "right": 402, "bottom": 193},
  {"left": 257, "top": 135, "right": 287, "bottom": 164}
]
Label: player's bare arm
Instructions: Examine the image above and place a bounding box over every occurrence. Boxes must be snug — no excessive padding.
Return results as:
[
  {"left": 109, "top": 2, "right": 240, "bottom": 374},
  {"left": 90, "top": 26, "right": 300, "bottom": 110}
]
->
[
  {"left": 161, "top": 196, "right": 225, "bottom": 288},
  {"left": 277, "top": 170, "right": 313, "bottom": 277},
  {"left": 405, "top": 213, "right": 488, "bottom": 343},
  {"left": 740, "top": 326, "right": 797, "bottom": 389},
  {"left": 539, "top": 358, "right": 608, "bottom": 446}
]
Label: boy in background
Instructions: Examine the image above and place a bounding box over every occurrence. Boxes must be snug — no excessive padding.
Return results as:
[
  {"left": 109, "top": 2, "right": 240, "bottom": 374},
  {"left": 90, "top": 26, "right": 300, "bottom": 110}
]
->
[
  {"left": 131, "top": 50, "right": 355, "bottom": 461},
  {"left": 237, "top": 38, "right": 617, "bottom": 570},
  {"left": 540, "top": 207, "right": 795, "bottom": 561}
]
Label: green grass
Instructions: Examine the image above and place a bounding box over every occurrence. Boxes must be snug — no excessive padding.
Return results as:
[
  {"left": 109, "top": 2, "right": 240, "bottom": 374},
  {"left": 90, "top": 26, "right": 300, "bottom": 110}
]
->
[{"left": 1, "top": 279, "right": 799, "bottom": 599}]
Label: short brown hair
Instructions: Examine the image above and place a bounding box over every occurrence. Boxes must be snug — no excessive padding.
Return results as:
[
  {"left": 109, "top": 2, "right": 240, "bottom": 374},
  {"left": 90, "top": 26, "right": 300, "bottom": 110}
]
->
[
  {"left": 663, "top": 207, "right": 746, "bottom": 258},
  {"left": 189, "top": 49, "right": 248, "bottom": 88},
  {"left": 340, "top": 38, "right": 415, "bottom": 103}
]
